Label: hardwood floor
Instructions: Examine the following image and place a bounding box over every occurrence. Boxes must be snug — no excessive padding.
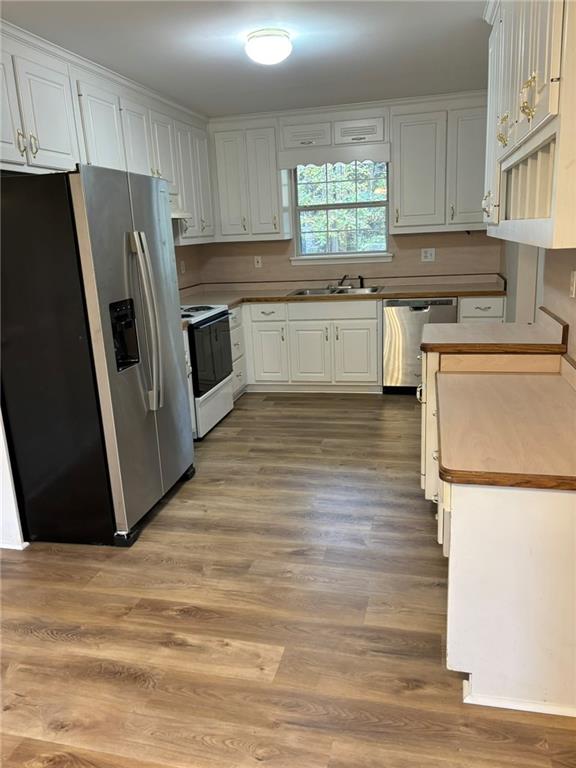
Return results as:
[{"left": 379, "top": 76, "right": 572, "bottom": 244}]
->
[{"left": 2, "top": 393, "right": 575, "bottom": 767}]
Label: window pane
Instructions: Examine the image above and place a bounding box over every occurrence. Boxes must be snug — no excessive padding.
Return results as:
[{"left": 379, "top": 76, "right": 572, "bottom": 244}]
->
[
  {"left": 327, "top": 162, "right": 357, "bottom": 182},
  {"left": 357, "top": 206, "right": 386, "bottom": 231},
  {"left": 357, "top": 179, "right": 387, "bottom": 202},
  {"left": 356, "top": 160, "right": 376, "bottom": 180},
  {"left": 301, "top": 232, "right": 328, "bottom": 254},
  {"left": 327, "top": 181, "right": 356, "bottom": 204},
  {"left": 328, "top": 208, "right": 357, "bottom": 231},
  {"left": 300, "top": 209, "right": 327, "bottom": 232},
  {"left": 329, "top": 231, "right": 357, "bottom": 253},
  {"left": 297, "top": 182, "right": 327, "bottom": 206},
  {"left": 357, "top": 231, "right": 387, "bottom": 252},
  {"left": 297, "top": 164, "right": 326, "bottom": 184}
]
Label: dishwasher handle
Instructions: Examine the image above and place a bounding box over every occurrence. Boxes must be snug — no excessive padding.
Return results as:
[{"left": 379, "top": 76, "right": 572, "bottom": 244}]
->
[{"left": 382, "top": 297, "right": 457, "bottom": 308}]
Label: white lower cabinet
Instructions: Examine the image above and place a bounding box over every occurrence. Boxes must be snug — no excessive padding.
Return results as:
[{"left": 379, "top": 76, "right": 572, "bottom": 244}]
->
[
  {"left": 289, "top": 322, "right": 332, "bottom": 382},
  {"left": 251, "top": 322, "right": 289, "bottom": 382},
  {"left": 333, "top": 320, "right": 378, "bottom": 383}
]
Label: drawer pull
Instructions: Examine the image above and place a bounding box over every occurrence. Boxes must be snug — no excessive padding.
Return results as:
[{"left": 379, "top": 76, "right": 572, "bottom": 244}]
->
[
  {"left": 16, "top": 129, "right": 27, "bottom": 157},
  {"left": 261, "top": 310, "right": 276, "bottom": 316},
  {"left": 432, "top": 450, "right": 439, "bottom": 462},
  {"left": 474, "top": 305, "right": 492, "bottom": 311},
  {"left": 233, "top": 342, "right": 240, "bottom": 348},
  {"left": 433, "top": 493, "right": 439, "bottom": 503},
  {"left": 416, "top": 384, "right": 423, "bottom": 403}
]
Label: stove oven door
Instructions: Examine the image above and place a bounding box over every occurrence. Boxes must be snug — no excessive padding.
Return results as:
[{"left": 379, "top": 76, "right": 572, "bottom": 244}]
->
[{"left": 188, "top": 311, "right": 233, "bottom": 397}]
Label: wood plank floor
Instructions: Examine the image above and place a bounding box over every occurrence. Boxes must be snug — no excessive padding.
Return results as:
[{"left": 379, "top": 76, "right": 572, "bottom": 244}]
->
[{"left": 2, "top": 393, "right": 575, "bottom": 767}]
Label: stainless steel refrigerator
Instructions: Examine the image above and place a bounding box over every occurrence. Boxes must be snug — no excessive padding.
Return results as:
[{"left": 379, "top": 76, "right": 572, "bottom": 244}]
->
[{"left": 1, "top": 165, "right": 195, "bottom": 545}]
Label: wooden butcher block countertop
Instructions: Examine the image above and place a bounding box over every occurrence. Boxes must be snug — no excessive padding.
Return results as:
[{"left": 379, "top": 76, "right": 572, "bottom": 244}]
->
[{"left": 436, "top": 372, "right": 576, "bottom": 490}]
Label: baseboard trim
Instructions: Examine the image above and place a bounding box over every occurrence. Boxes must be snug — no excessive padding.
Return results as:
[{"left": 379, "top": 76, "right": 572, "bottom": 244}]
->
[
  {"left": 1, "top": 540, "right": 29, "bottom": 551},
  {"left": 246, "top": 384, "right": 383, "bottom": 394},
  {"left": 463, "top": 679, "right": 576, "bottom": 718}
]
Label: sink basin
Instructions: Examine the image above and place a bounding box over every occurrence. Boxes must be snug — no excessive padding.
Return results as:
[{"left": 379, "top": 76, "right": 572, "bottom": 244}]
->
[
  {"left": 332, "top": 286, "right": 382, "bottom": 295},
  {"left": 288, "top": 288, "right": 334, "bottom": 296}
]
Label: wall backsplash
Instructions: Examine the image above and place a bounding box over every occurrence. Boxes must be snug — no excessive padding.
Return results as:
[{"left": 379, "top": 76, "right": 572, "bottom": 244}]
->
[
  {"left": 543, "top": 249, "right": 576, "bottom": 358},
  {"left": 176, "top": 231, "right": 503, "bottom": 290}
]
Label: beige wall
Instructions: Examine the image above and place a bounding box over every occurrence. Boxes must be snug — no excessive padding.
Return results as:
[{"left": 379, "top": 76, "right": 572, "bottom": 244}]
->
[
  {"left": 176, "top": 231, "right": 503, "bottom": 290},
  {"left": 543, "top": 249, "right": 576, "bottom": 358}
]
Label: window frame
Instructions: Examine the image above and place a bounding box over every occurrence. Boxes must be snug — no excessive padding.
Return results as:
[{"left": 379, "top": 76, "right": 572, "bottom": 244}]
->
[{"left": 292, "top": 161, "right": 392, "bottom": 263}]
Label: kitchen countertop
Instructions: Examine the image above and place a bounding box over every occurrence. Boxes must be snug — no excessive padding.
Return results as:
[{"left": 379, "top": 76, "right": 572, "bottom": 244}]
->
[
  {"left": 180, "top": 276, "right": 506, "bottom": 309},
  {"left": 437, "top": 371, "right": 576, "bottom": 490},
  {"left": 421, "top": 308, "right": 568, "bottom": 354}
]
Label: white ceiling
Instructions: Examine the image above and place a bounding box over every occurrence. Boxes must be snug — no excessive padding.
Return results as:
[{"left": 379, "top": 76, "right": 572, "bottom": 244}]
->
[{"left": 1, "top": 1, "right": 489, "bottom": 117}]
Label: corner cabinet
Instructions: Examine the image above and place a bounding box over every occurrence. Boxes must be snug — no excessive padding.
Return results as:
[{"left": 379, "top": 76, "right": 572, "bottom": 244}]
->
[
  {"left": 213, "top": 126, "right": 291, "bottom": 242},
  {"left": 390, "top": 105, "right": 486, "bottom": 234},
  {"left": 483, "top": 0, "right": 576, "bottom": 248}
]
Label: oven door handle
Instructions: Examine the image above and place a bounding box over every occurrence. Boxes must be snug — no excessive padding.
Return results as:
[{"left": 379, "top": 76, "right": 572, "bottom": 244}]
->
[
  {"left": 194, "top": 314, "right": 228, "bottom": 330},
  {"left": 131, "top": 231, "right": 161, "bottom": 411}
]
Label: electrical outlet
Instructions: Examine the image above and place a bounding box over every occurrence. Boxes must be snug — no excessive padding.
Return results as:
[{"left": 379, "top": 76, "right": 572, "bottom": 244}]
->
[
  {"left": 570, "top": 270, "right": 576, "bottom": 298},
  {"left": 421, "top": 248, "right": 436, "bottom": 263},
  {"left": 179, "top": 260, "right": 186, "bottom": 275},
  {"left": 254, "top": 255, "right": 263, "bottom": 269}
]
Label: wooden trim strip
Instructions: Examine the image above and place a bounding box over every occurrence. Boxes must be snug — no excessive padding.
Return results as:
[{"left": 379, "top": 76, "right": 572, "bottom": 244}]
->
[
  {"left": 539, "top": 305, "right": 570, "bottom": 345},
  {"left": 421, "top": 342, "right": 566, "bottom": 354},
  {"left": 563, "top": 353, "right": 576, "bottom": 370},
  {"left": 438, "top": 465, "right": 576, "bottom": 491}
]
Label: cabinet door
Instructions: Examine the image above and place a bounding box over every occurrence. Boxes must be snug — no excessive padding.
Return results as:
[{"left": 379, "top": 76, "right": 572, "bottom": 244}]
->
[
  {"left": 175, "top": 122, "right": 201, "bottom": 239},
  {"left": 246, "top": 127, "right": 281, "bottom": 235},
  {"left": 195, "top": 131, "right": 215, "bottom": 236},
  {"left": 14, "top": 55, "right": 79, "bottom": 170},
  {"left": 525, "top": 0, "right": 563, "bottom": 132},
  {"left": 0, "top": 52, "right": 26, "bottom": 166},
  {"left": 214, "top": 130, "right": 250, "bottom": 236},
  {"left": 288, "top": 321, "right": 332, "bottom": 382},
  {"left": 446, "top": 107, "right": 486, "bottom": 226},
  {"left": 120, "top": 97, "right": 153, "bottom": 175},
  {"left": 498, "top": 1, "right": 521, "bottom": 154},
  {"left": 483, "top": 20, "right": 502, "bottom": 224},
  {"left": 149, "top": 109, "right": 178, "bottom": 193},
  {"left": 251, "top": 322, "right": 289, "bottom": 382},
  {"left": 391, "top": 111, "right": 447, "bottom": 228},
  {"left": 333, "top": 319, "right": 378, "bottom": 383},
  {"left": 78, "top": 81, "right": 125, "bottom": 170}
]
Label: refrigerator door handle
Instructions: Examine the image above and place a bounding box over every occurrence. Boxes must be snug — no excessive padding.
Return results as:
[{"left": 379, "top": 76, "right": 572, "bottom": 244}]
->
[
  {"left": 130, "top": 231, "right": 160, "bottom": 411},
  {"left": 138, "top": 230, "right": 164, "bottom": 409}
]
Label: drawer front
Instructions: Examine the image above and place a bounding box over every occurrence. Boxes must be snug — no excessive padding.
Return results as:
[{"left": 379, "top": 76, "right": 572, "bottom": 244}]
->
[
  {"left": 282, "top": 122, "right": 331, "bottom": 148},
  {"left": 230, "top": 326, "right": 244, "bottom": 362},
  {"left": 288, "top": 300, "right": 378, "bottom": 321},
  {"left": 228, "top": 306, "right": 242, "bottom": 329},
  {"left": 333, "top": 117, "right": 384, "bottom": 145},
  {"left": 232, "top": 356, "right": 246, "bottom": 395},
  {"left": 250, "top": 303, "right": 287, "bottom": 322},
  {"left": 459, "top": 296, "right": 505, "bottom": 318}
]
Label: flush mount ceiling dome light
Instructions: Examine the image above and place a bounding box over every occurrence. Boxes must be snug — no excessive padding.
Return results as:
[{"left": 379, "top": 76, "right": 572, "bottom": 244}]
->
[{"left": 245, "top": 29, "right": 292, "bottom": 65}]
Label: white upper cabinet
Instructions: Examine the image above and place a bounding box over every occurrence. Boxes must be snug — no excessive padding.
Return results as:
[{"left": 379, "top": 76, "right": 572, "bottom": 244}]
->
[
  {"left": 120, "top": 97, "right": 153, "bottom": 176},
  {"left": 446, "top": 107, "right": 486, "bottom": 225},
  {"left": 246, "top": 127, "right": 280, "bottom": 235},
  {"left": 77, "top": 81, "right": 125, "bottom": 170},
  {"left": 195, "top": 130, "right": 215, "bottom": 237},
  {"left": 289, "top": 321, "right": 332, "bottom": 382},
  {"left": 333, "top": 117, "right": 384, "bottom": 145},
  {"left": 0, "top": 52, "right": 26, "bottom": 166},
  {"left": 13, "top": 53, "right": 79, "bottom": 170},
  {"left": 391, "top": 111, "right": 447, "bottom": 229},
  {"left": 214, "top": 130, "right": 250, "bottom": 236},
  {"left": 149, "top": 109, "right": 178, "bottom": 193},
  {"left": 483, "top": 19, "right": 502, "bottom": 224},
  {"left": 174, "top": 121, "right": 201, "bottom": 236}
]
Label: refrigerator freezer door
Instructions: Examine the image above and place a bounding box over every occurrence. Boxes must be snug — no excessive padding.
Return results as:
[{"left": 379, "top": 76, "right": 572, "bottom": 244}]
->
[
  {"left": 128, "top": 172, "right": 194, "bottom": 491},
  {"left": 70, "top": 165, "right": 164, "bottom": 532}
]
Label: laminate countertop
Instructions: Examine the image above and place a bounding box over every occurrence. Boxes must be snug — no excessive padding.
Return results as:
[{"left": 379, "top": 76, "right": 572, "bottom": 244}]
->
[
  {"left": 437, "top": 372, "right": 576, "bottom": 490},
  {"left": 180, "top": 277, "right": 506, "bottom": 309},
  {"left": 421, "top": 312, "right": 568, "bottom": 354}
]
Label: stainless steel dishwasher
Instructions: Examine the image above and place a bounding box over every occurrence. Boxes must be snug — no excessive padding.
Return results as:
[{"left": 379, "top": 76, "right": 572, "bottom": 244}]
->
[{"left": 382, "top": 298, "right": 457, "bottom": 387}]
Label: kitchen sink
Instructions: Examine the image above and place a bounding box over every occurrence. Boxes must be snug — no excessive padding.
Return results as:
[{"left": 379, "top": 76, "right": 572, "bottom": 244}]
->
[
  {"left": 288, "top": 287, "right": 334, "bottom": 296},
  {"left": 331, "top": 286, "right": 382, "bottom": 295}
]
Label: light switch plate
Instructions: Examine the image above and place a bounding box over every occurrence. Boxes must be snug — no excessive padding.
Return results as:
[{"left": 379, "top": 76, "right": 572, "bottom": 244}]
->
[
  {"left": 570, "top": 270, "right": 576, "bottom": 298},
  {"left": 421, "top": 248, "right": 436, "bottom": 263},
  {"left": 254, "top": 256, "right": 263, "bottom": 268}
]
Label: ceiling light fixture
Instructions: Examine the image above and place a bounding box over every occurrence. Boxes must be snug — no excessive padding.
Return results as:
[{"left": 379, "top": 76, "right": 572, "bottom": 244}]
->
[{"left": 245, "top": 29, "right": 292, "bottom": 66}]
